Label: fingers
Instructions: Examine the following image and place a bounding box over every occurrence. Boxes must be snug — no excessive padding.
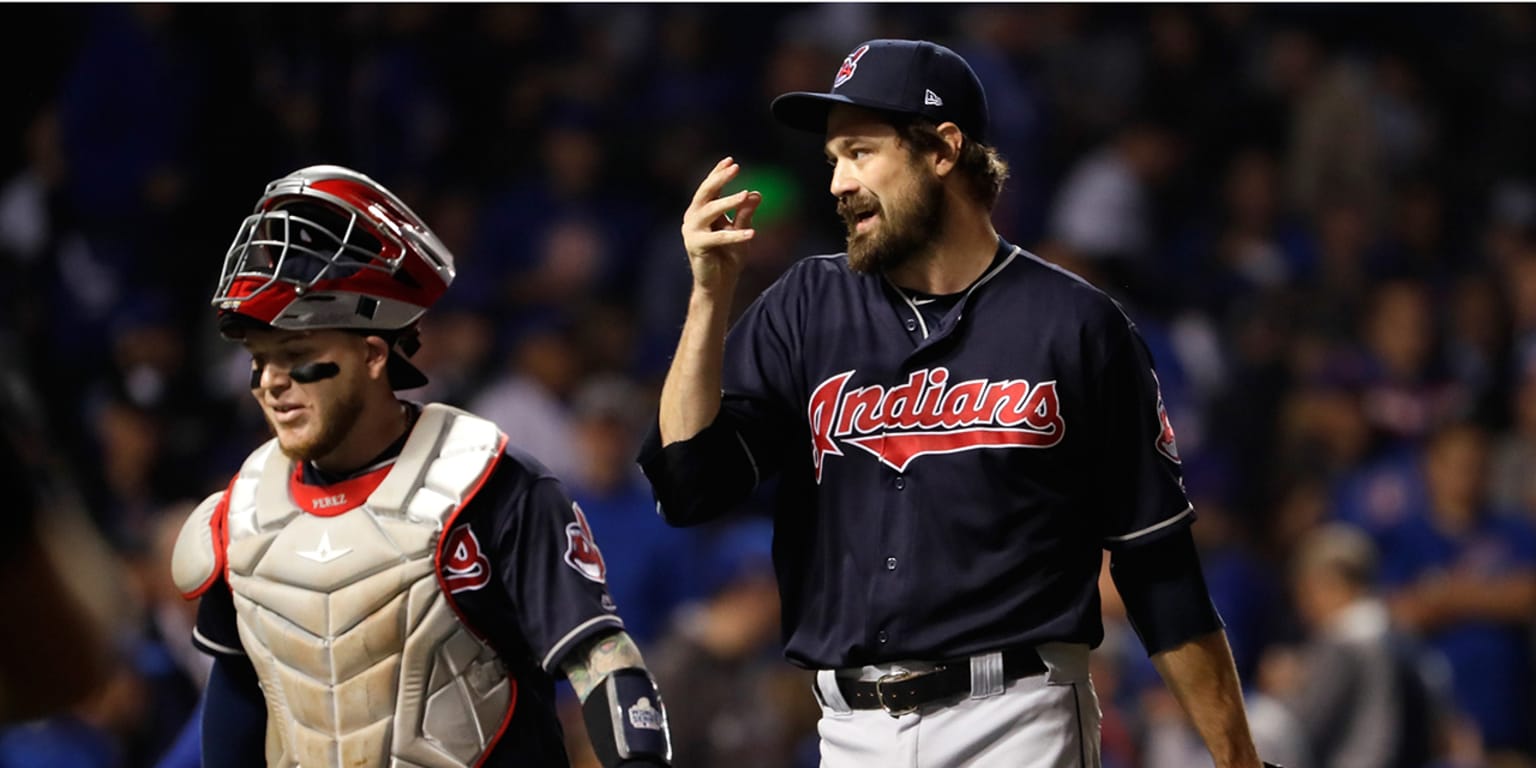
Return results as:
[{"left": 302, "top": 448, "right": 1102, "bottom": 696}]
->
[
  {"left": 689, "top": 157, "right": 740, "bottom": 209},
  {"left": 683, "top": 158, "right": 761, "bottom": 259},
  {"left": 692, "top": 190, "right": 755, "bottom": 231},
  {"left": 733, "top": 191, "right": 763, "bottom": 232},
  {"left": 688, "top": 228, "right": 756, "bottom": 251}
]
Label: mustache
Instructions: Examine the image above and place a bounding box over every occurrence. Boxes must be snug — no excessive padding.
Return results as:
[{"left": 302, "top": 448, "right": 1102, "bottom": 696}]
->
[{"left": 837, "top": 194, "right": 880, "bottom": 226}]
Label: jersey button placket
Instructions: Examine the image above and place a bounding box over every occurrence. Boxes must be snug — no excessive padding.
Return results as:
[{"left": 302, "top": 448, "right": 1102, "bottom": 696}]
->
[
  {"left": 877, "top": 630, "right": 888, "bottom": 644},
  {"left": 904, "top": 318, "right": 917, "bottom": 332},
  {"left": 894, "top": 476, "right": 905, "bottom": 490},
  {"left": 886, "top": 557, "right": 897, "bottom": 570}
]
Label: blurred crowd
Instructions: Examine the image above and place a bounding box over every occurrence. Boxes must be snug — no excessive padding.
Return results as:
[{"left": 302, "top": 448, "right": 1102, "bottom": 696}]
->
[{"left": 2, "top": 4, "right": 1535, "bottom": 768}]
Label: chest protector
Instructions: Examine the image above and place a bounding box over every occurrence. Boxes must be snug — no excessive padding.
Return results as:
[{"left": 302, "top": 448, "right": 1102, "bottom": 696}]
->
[{"left": 223, "top": 403, "right": 512, "bottom": 767}]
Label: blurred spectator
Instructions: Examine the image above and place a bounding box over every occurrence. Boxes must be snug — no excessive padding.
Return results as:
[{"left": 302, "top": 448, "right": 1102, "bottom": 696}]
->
[
  {"left": 1169, "top": 147, "right": 1316, "bottom": 319},
  {"left": 1381, "top": 422, "right": 1536, "bottom": 758},
  {"left": 1286, "top": 58, "right": 1386, "bottom": 220},
  {"left": 1045, "top": 113, "right": 1182, "bottom": 302},
  {"left": 1261, "top": 522, "right": 1449, "bottom": 768},
  {"left": 646, "top": 520, "right": 818, "bottom": 768},
  {"left": 0, "top": 356, "right": 134, "bottom": 726},
  {"left": 1504, "top": 244, "right": 1536, "bottom": 378},
  {"left": 563, "top": 375, "right": 705, "bottom": 645},
  {"left": 468, "top": 321, "right": 584, "bottom": 481},
  {"left": 1489, "top": 362, "right": 1536, "bottom": 518},
  {"left": 0, "top": 662, "right": 146, "bottom": 768},
  {"left": 117, "top": 504, "right": 209, "bottom": 766},
  {"left": 1445, "top": 270, "right": 1515, "bottom": 428}
]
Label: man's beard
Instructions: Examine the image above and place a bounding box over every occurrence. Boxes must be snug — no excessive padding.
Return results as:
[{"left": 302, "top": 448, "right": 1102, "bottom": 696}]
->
[
  {"left": 839, "top": 168, "right": 947, "bottom": 275},
  {"left": 272, "top": 385, "right": 365, "bottom": 463}
]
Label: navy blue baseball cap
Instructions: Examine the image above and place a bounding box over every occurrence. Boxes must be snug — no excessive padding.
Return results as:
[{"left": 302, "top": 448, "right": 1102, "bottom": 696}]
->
[{"left": 771, "top": 39, "right": 990, "bottom": 143}]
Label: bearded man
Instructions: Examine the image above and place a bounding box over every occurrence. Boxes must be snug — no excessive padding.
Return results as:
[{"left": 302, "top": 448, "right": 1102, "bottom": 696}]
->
[{"left": 640, "top": 39, "right": 1277, "bottom": 768}]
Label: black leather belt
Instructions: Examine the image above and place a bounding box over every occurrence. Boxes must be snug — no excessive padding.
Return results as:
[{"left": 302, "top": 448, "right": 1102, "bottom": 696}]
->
[{"left": 835, "top": 647, "right": 1047, "bottom": 716}]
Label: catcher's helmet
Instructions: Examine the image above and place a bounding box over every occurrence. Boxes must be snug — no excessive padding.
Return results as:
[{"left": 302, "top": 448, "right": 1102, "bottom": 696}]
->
[{"left": 211, "top": 165, "right": 454, "bottom": 389}]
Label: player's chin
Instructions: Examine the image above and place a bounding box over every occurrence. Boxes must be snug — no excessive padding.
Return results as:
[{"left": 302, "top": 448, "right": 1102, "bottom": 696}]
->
[
  {"left": 845, "top": 236, "right": 881, "bottom": 273},
  {"left": 271, "top": 418, "right": 320, "bottom": 458}
]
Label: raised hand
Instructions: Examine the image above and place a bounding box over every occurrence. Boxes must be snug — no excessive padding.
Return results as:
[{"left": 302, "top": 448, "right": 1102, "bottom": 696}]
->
[{"left": 680, "top": 157, "right": 763, "bottom": 294}]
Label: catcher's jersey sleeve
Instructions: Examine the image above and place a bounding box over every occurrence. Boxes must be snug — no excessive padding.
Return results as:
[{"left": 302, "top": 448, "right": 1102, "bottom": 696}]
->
[
  {"left": 1091, "top": 312, "right": 1196, "bottom": 550},
  {"left": 479, "top": 448, "right": 625, "bottom": 672},
  {"left": 192, "top": 571, "right": 245, "bottom": 658}
]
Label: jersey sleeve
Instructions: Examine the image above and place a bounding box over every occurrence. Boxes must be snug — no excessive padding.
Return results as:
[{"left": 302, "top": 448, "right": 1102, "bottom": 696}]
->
[
  {"left": 491, "top": 474, "right": 625, "bottom": 672},
  {"left": 638, "top": 270, "right": 805, "bottom": 525},
  {"left": 720, "top": 276, "right": 802, "bottom": 410},
  {"left": 192, "top": 575, "right": 246, "bottom": 658},
  {"left": 1093, "top": 317, "right": 1196, "bottom": 550}
]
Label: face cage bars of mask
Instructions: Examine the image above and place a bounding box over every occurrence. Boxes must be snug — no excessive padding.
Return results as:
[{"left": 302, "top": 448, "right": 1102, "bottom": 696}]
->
[{"left": 212, "top": 204, "right": 401, "bottom": 309}]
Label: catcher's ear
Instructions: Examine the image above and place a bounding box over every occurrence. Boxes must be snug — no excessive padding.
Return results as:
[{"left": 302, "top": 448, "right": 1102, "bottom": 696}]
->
[{"left": 362, "top": 335, "right": 391, "bottom": 380}]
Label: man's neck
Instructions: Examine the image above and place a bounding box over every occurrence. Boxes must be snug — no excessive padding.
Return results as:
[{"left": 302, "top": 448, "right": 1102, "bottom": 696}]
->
[
  {"left": 884, "top": 202, "right": 1000, "bottom": 295},
  {"left": 311, "top": 397, "right": 410, "bottom": 475}
]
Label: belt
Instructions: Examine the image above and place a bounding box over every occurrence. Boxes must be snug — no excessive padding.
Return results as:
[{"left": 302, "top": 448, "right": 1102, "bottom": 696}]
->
[{"left": 835, "top": 647, "right": 1047, "bottom": 716}]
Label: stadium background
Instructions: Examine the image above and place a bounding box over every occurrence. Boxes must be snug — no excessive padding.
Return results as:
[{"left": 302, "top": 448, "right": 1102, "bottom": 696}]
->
[{"left": 2, "top": 4, "right": 1535, "bottom": 767}]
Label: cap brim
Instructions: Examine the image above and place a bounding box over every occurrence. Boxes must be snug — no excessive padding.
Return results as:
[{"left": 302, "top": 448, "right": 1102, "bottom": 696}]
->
[
  {"left": 387, "top": 353, "right": 429, "bottom": 390},
  {"left": 770, "top": 91, "right": 863, "bottom": 134}
]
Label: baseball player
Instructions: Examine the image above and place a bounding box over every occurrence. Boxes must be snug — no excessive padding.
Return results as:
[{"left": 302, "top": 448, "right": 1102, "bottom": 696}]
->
[
  {"left": 171, "top": 166, "right": 672, "bottom": 767},
  {"left": 640, "top": 40, "right": 1279, "bottom": 767}
]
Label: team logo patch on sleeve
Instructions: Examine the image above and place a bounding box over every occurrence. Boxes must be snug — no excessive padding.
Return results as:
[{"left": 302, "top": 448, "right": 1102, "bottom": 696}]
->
[
  {"left": 1151, "top": 369, "right": 1181, "bottom": 464},
  {"left": 443, "top": 524, "right": 492, "bottom": 593},
  {"left": 564, "top": 502, "right": 608, "bottom": 583}
]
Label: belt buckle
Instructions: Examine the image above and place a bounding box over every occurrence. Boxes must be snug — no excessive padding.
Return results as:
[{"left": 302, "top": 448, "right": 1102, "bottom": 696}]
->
[{"left": 875, "top": 670, "right": 920, "bottom": 717}]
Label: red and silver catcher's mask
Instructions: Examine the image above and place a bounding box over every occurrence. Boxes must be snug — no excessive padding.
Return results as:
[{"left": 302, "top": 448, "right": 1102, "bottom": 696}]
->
[{"left": 212, "top": 165, "right": 455, "bottom": 335}]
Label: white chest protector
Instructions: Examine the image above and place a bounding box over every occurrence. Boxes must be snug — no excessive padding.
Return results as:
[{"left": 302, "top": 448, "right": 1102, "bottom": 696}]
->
[{"left": 177, "top": 404, "right": 514, "bottom": 767}]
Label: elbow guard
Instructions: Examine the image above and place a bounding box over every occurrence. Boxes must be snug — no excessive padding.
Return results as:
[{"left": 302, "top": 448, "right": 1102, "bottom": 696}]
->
[{"left": 581, "top": 668, "right": 672, "bottom": 767}]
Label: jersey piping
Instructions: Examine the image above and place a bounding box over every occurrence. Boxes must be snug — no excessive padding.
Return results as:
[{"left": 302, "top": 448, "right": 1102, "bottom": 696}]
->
[
  {"left": 883, "top": 244, "right": 1023, "bottom": 340},
  {"left": 1102, "top": 503, "right": 1195, "bottom": 543},
  {"left": 193, "top": 626, "right": 244, "bottom": 656},
  {"left": 541, "top": 614, "right": 624, "bottom": 672}
]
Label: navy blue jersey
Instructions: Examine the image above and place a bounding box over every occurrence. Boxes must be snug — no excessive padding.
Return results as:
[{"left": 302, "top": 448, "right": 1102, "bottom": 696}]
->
[
  {"left": 640, "top": 238, "right": 1194, "bottom": 669},
  {"left": 195, "top": 409, "right": 623, "bottom": 767}
]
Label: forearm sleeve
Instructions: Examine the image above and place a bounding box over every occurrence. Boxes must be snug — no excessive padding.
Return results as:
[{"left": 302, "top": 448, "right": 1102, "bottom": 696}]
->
[{"left": 1110, "top": 526, "right": 1224, "bottom": 656}]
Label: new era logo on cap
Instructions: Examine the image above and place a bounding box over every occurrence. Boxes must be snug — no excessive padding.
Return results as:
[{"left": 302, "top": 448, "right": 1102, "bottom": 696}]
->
[{"left": 771, "top": 39, "right": 990, "bottom": 143}]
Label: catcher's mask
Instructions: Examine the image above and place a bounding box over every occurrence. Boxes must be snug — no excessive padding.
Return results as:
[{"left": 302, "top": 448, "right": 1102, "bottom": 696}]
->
[{"left": 212, "top": 165, "right": 454, "bottom": 390}]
